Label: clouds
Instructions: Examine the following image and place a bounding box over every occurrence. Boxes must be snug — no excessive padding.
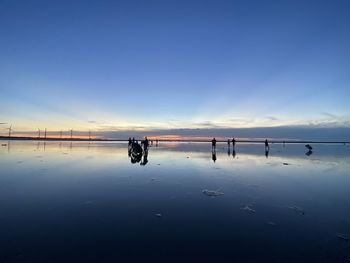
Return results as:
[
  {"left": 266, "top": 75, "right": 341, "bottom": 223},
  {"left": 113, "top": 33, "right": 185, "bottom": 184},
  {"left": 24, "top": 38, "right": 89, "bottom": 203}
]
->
[
  {"left": 266, "top": 116, "right": 279, "bottom": 121},
  {"left": 81, "top": 126, "right": 350, "bottom": 141},
  {"left": 322, "top": 112, "right": 337, "bottom": 118}
]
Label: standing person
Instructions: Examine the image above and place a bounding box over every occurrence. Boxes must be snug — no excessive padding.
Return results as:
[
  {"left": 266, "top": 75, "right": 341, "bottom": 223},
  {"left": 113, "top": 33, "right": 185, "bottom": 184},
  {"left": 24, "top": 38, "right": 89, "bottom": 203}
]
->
[
  {"left": 144, "top": 137, "right": 149, "bottom": 151},
  {"left": 128, "top": 137, "right": 132, "bottom": 146},
  {"left": 211, "top": 138, "right": 216, "bottom": 151},
  {"left": 132, "top": 137, "right": 135, "bottom": 143},
  {"left": 232, "top": 137, "right": 236, "bottom": 147},
  {"left": 265, "top": 139, "right": 269, "bottom": 151}
]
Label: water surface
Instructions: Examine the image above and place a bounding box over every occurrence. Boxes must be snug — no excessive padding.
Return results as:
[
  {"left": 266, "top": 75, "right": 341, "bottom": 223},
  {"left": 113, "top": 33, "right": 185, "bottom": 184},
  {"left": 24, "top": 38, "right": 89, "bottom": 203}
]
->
[{"left": 1, "top": 141, "right": 350, "bottom": 262}]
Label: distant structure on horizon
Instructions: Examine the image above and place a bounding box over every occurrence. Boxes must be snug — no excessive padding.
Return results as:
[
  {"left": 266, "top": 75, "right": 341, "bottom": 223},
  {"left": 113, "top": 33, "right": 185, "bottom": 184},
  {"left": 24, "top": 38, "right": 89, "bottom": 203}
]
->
[{"left": 7, "top": 124, "right": 12, "bottom": 138}]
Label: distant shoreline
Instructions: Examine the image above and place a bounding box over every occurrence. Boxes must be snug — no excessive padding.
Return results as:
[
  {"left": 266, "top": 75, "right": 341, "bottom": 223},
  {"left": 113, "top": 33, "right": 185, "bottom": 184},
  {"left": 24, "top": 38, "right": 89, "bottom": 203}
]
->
[{"left": 0, "top": 136, "right": 348, "bottom": 144}]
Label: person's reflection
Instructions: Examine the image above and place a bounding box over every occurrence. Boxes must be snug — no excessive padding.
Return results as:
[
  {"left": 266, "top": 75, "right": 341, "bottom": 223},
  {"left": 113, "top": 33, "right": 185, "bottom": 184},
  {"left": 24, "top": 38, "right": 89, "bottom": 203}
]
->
[
  {"left": 141, "top": 150, "right": 148, "bottom": 166},
  {"left": 265, "top": 149, "right": 269, "bottom": 158},
  {"left": 227, "top": 147, "right": 230, "bottom": 156},
  {"left": 212, "top": 149, "right": 217, "bottom": 163},
  {"left": 305, "top": 144, "right": 313, "bottom": 156},
  {"left": 128, "top": 141, "right": 150, "bottom": 165},
  {"left": 131, "top": 154, "right": 142, "bottom": 164},
  {"left": 305, "top": 150, "right": 313, "bottom": 156}
]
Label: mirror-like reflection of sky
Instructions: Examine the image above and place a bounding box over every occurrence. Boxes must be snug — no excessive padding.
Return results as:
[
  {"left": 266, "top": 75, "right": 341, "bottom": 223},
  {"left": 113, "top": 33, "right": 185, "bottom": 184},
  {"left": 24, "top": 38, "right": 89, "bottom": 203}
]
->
[{"left": 1, "top": 141, "right": 350, "bottom": 262}]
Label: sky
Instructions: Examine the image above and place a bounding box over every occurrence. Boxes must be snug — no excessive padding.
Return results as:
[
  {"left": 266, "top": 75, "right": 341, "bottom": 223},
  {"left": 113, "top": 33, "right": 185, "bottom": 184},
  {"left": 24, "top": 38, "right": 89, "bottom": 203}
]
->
[{"left": 1, "top": 0, "right": 350, "bottom": 139}]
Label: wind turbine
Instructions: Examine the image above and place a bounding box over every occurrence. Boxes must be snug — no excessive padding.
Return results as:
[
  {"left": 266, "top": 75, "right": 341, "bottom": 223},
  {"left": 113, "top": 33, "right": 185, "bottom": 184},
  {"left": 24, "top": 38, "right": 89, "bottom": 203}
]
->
[{"left": 7, "top": 124, "right": 12, "bottom": 138}]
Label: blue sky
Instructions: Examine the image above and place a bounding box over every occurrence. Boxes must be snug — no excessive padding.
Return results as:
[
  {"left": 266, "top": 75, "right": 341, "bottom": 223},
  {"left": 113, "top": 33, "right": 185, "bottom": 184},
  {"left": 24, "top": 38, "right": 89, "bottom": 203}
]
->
[{"left": 1, "top": 0, "right": 350, "bottom": 137}]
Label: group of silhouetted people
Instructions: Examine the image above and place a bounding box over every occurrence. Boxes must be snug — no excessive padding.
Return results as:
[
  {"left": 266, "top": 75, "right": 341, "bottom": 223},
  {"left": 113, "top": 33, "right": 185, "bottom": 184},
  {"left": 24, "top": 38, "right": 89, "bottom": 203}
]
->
[
  {"left": 211, "top": 138, "right": 271, "bottom": 161},
  {"left": 212, "top": 137, "right": 237, "bottom": 150},
  {"left": 127, "top": 137, "right": 160, "bottom": 165}
]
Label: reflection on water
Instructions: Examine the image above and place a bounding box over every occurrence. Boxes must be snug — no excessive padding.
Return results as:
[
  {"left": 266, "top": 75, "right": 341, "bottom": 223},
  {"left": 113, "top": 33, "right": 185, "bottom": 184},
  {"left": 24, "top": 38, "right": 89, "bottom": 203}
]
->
[{"left": 1, "top": 141, "right": 350, "bottom": 262}]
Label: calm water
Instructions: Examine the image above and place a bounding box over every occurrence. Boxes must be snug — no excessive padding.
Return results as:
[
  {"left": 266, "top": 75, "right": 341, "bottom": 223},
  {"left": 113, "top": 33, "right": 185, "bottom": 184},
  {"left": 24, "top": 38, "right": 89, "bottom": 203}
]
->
[{"left": 1, "top": 141, "right": 350, "bottom": 262}]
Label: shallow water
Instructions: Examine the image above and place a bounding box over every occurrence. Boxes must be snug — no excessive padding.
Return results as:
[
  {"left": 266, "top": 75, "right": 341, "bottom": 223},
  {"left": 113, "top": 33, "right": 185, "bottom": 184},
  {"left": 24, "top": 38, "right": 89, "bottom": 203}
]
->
[{"left": 1, "top": 141, "right": 350, "bottom": 262}]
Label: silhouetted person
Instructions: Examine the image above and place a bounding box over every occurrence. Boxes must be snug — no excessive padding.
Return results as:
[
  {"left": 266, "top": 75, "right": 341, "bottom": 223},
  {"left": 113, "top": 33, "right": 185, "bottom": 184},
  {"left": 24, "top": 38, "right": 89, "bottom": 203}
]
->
[
  {"left": 232, "top": 138, "right": 236, "bottom": 147},
  {"left": 128, "top": 137, "right": 132, "bottom": 146},
  {"left": 132, "top": 137, "right": 135, "bottom": 143},
  {"left": 144, "top": 137, "right": 149, "bottom": 151},
  {"left": 211, "top": 138, "right": 216, "bottom": 150},
  {"left": 305, "top": 144, "right": 312, "bottom": 151},
  {"left": 265, "top": 139, "right": 269, "bottom": 151}
]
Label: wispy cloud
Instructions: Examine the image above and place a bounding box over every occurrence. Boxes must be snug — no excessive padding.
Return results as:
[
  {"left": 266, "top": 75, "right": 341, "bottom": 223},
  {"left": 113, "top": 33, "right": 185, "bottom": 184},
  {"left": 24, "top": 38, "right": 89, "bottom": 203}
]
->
[
  {"left": 266, "top": 116, "right": 279, "bottom": 121},
  {"left": 193, "top": 121, "right": 221, "bottom": 128},
  {"left": 322, "top": 112, "right": 337, "bottom": 118}
]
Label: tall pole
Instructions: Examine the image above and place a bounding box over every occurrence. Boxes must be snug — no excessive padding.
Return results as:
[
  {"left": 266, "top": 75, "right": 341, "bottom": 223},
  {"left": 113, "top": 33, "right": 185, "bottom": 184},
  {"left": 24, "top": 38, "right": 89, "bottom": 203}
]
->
[
  {"left": 44, "top": 128, "right": 47, "bottom": 140},
  {"left": 89, "top": 130, "right": 91, "bottom": 140},
  {"left": 70, "top": 129, "right": 73, "bottom": 140},
  {"left": 38, "top": 129, "right": 41, "bottom": 139},
  {"left": 8, "top": 125, "right": 12, "bottom": 138},
  {"left": 60, "top": 130, "right": 62, "bottom": 139}
]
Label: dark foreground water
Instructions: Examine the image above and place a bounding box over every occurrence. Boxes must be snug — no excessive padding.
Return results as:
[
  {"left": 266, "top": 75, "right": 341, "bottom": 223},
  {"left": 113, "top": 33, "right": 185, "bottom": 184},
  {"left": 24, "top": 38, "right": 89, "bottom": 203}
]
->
[{"left": 0, "top": 141, "right": 350, "bottom": 263}]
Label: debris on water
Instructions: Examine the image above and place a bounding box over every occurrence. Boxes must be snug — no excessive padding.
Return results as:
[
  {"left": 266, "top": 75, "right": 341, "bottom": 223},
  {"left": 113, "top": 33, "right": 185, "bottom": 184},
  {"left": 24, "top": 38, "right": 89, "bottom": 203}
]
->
[
  {"left": 289, "top": 205, "right": 305, "bottom": 215},
  {"left": 157, "top": 163, "right": 161, "bottom": 165},
  {"left": 17, "top": 161, "right": 23, "bottom": 164},
  {"left": 336, "top": 233, "right": 349, "bottom": 241},
  {"left": 155, "top": 213, "right": 162, "bottom": 218},
  {"left": 283, "top": 163, "right": 290, "bottom": 165},
  {"left": 241, "top": 205, "right": 256, "bottom": 213},
  {"left": 186, "top": 156, "right": 190, "bottom": 158},
  {"left": 267, "top": 221, "right": 277, "bottom": 226},
  {"left": 1, "top": 144, "right": 7, "bottom": 146},
  {"left": 202, "top": 189, "right": 224, "bottom": 197},
  {"left": 62, "top": 152, "right": 69, "bottom": 155}
]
